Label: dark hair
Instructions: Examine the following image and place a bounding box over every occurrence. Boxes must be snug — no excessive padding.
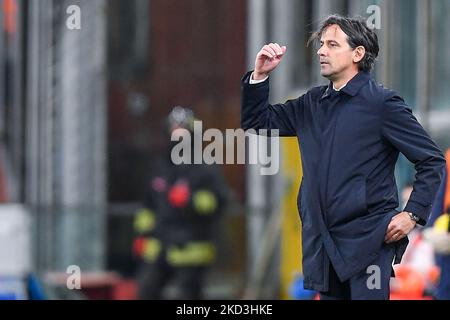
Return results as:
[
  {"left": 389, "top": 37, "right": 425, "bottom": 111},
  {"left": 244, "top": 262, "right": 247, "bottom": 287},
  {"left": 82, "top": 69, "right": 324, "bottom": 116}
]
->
[{"left": 308, "top": 15, "right": 379, "bottom": 72}]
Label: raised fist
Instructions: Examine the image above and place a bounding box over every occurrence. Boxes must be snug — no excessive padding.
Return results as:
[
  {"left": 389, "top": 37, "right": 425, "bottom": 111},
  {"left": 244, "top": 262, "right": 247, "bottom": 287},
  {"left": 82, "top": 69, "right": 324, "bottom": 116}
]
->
[{"left": 254, "top": 43, "right": 287, "bottom": 80}]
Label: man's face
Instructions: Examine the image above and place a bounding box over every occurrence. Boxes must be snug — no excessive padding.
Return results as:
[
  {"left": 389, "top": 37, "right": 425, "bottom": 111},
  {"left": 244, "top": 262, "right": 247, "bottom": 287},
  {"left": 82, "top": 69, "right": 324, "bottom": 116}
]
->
[{"left": 317, "top": 24, "right": 358, "bottom": 80}]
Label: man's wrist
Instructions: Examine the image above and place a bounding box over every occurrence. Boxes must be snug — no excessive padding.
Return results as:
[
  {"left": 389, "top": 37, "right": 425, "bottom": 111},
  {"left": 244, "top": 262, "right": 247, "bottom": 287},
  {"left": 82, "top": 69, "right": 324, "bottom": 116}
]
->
[
  {"left": 249, "top": 72, "right": 269, "bottom": 85},
  {"left": 405, "top": 211, "right": 420, "bottom": 223},
  {"left": 252, "top": 71, "right": 269, "bottom": 81}
]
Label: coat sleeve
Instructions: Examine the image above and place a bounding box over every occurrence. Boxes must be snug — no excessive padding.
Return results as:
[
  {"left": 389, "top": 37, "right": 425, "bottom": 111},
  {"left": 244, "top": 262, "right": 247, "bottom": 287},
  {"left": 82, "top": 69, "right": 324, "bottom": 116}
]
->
[
  {"left": 241, "top": 71, "right": 303, "bottom": 137},
  {"left": 427, "top": 169, "right": 447, "bottom": 227},
  {"left": 381, "top": 92, "right": 446, "bottom": 225}
]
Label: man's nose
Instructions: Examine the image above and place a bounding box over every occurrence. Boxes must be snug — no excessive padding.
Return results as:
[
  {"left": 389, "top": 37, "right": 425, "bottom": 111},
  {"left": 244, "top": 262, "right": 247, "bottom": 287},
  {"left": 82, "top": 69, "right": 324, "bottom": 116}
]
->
[{"left": 317, "top": 46, "right": 326, "bottom": 56}]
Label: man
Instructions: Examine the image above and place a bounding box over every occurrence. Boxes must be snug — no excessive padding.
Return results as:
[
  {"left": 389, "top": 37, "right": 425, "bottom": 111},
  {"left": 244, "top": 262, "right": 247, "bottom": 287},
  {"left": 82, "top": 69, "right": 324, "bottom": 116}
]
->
[{"left": 241, "top": 15, "right": 446, "bottom": 299}]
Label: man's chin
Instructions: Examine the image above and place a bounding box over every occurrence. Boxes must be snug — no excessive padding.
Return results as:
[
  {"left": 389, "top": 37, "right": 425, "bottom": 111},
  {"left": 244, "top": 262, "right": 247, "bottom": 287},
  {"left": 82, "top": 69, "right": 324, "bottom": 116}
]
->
[{"left": 320, "top": 71, "right": 333, "bottom": 79}]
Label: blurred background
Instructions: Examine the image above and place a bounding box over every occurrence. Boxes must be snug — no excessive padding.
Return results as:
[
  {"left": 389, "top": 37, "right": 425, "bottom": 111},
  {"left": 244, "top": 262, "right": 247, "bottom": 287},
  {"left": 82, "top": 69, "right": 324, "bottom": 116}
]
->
[{"left": 0, "top": 0, "right": 449, "bottom": 300}]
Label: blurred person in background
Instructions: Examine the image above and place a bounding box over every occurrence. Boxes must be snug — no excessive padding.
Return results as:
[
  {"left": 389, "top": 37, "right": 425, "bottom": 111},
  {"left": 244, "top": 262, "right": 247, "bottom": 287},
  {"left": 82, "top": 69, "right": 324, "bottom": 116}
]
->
[
  {"left": 424, "top": 148, "right": 450, "bottom": 300},
  {"left": 132, "top": 106, "right": 229, "bottom": 300},
  {"left": 241, "top": 15, "right": 446, "bottom": 299},
  {"left": 389, "top": 182, "right": 438, "bottom": 300}
]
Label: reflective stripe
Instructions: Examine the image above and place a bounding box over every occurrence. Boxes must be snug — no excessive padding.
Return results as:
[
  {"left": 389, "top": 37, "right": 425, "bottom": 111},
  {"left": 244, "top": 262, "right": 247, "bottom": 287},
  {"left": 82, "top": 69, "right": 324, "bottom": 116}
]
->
[
  {"left": 134, "top": 208, "right": 156, "bottom": 233},
  {"left": 435, "top": 213, "right": 450, "bottom": 232},
  {"left": 192, "top": 190, "right": 217, "bottom": 215},
  {"left": 167, "top": 242, "right": 216, "bottom": 266},
  {"left": 142, "top": 238, "right": 161, "bottom": 262}
]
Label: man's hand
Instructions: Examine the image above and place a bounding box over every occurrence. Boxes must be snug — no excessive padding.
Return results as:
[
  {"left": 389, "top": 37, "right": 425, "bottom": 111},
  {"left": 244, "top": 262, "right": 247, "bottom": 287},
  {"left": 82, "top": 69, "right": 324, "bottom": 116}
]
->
[
  {"left": 384, "top": 211, "right": 416, "bottom": 244},
  {"left": 254, "top": 43, "right": 287, "bottom": 80}
]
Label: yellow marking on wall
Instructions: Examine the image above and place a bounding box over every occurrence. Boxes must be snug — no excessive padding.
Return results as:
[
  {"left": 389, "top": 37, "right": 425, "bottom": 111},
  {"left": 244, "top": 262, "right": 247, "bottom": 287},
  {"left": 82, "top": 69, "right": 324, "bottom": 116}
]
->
[{"left": 280, "top": 138, "right": 303, "bottom": 299}]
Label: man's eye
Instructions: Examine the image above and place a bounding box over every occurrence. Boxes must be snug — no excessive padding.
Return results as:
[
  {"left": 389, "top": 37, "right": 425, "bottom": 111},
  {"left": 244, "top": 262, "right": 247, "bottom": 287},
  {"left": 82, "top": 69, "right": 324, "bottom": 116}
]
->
[{"left": 330, "top": 43, "right": 338, "bottom": 47}]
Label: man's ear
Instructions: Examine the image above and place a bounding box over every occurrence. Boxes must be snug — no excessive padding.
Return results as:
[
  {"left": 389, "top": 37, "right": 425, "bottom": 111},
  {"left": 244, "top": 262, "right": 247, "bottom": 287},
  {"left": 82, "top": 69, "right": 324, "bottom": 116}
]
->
[{"left": 353, "top": 46, "right": 366, "bottom": 63}]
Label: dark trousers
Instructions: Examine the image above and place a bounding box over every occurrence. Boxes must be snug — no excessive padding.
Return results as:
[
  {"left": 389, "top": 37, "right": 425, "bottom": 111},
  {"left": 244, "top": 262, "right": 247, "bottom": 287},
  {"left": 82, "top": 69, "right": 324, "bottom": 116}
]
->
[
  {"left": 320, "top": 243, "right": 396, "bottom": 300},
  {"left": 435, "top": 254, "right": 450, "bottom": 300},
  {"left": 137, "top": 256, "right": 207, "bottom": 300}
]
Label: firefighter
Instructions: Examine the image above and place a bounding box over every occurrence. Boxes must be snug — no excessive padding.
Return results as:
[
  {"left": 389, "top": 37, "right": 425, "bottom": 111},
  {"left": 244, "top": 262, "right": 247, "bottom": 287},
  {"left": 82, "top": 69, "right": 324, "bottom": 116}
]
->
[{"left": 133, "top": 106, "right": 229, "bottom": 299}]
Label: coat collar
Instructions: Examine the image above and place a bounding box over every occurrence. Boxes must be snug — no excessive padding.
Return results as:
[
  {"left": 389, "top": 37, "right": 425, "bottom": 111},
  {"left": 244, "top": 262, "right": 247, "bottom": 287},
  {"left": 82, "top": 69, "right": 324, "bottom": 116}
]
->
[{"left": 321, "top": 71, "right": 371, "bottom": 100}]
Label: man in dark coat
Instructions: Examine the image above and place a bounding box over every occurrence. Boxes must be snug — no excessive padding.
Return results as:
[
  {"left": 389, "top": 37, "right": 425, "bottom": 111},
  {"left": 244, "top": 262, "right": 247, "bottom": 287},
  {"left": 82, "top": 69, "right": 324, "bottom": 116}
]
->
[{"left": 241, "top": 15, "right": 446, "bottom": 299}]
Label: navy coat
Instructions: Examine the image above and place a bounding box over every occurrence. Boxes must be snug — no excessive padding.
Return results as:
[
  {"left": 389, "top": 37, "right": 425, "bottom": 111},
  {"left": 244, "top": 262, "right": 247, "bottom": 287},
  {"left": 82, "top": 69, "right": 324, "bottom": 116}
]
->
[{"left": 241, "top": 71, "right": 446, "bottom": 291}]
